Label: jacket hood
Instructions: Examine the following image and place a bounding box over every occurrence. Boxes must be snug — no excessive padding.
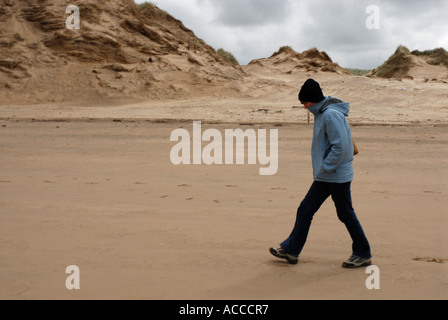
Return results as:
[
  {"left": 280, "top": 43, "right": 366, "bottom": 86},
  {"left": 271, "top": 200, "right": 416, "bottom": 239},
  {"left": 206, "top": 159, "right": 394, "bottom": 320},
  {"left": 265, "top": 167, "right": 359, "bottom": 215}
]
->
[{"left": 308, "top": 96, "right": 350, "bottom": 117}]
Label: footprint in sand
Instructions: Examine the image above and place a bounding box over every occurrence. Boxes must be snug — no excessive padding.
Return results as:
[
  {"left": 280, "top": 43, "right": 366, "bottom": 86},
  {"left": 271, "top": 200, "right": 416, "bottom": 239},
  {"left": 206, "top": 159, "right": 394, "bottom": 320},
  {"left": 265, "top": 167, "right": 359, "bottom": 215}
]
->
[
  {"left": 178, "top": 184, "right": 192, "bottom": 187},
  {"left": 413, "top": 257, "right": 447, "bottom": 264},
  {"left": 372, "top": 190, "right": 388, "bottom": 194}
]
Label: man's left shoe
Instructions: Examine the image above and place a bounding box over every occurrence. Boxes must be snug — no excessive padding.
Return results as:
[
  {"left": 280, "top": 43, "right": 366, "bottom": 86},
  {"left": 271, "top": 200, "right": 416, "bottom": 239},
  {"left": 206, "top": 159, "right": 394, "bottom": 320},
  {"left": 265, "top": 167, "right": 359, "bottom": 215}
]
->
[
  {"left": 269, "top": 248, "right": 299, "bottom": 265},
  {"left": 342, "top": 255, "right": 372, "bottom": 269}
]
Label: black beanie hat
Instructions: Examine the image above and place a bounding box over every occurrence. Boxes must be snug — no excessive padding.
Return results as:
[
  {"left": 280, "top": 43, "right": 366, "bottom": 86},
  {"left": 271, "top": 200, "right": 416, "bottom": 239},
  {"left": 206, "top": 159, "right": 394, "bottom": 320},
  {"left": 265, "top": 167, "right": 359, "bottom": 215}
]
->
[{"left": 299, "top": 79, "right": 325, "bottom": 103}]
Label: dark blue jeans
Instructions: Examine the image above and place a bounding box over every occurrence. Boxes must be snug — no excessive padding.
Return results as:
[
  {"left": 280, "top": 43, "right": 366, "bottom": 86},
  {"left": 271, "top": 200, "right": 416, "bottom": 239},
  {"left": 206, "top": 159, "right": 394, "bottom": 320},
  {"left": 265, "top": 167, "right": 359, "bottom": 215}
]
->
[{"left": 281, "top": 181, "right": 372, "bottom": 259}]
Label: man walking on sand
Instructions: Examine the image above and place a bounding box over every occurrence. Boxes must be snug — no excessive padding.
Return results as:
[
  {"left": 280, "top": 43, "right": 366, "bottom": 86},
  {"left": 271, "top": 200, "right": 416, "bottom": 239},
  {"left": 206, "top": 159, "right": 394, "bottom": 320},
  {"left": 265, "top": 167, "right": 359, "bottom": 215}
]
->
[{"left": 270, "top": 79, "right": 372, "bottom": 268}]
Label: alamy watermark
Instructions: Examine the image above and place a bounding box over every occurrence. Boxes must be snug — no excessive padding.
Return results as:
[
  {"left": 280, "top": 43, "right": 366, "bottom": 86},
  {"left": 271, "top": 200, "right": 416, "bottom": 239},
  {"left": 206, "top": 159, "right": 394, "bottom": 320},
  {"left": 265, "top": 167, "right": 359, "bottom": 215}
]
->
[
  {"left": 65, "top": 5, "right": 80, "bottom": 30},
  {"left": 170, "top": 121, "right": 279, "bottom": 176},
  {"left": 366, "top": 5, "right": 381, "bottom": 30},
  {"left": 65, "top": 265, "right": 80, "bottom": 290},
  {"left": 366, "top": 265, "right": 381, "bottom": 290}
]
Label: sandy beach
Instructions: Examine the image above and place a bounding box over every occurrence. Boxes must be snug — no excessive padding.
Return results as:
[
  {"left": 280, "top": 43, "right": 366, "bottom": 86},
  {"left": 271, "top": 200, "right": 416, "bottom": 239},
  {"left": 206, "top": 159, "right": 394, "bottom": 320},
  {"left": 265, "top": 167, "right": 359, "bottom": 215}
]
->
[{"left": 0, "top": 115, "right": 447, "bottom": 300}]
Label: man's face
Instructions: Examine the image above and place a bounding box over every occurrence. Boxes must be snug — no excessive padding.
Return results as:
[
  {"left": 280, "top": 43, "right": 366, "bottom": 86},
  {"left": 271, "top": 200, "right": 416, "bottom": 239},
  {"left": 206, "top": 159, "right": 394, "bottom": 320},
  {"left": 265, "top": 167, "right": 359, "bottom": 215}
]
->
[{"left": 301, "top": 101, "right": 315, "bottom": 110}]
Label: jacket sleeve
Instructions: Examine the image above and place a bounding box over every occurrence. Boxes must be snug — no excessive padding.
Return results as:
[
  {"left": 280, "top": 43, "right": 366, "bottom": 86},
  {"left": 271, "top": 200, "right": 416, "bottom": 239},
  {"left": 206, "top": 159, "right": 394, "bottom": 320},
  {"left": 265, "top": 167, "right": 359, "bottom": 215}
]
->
[{"left": 321, "top": 112, "right": 350, "bottom": 172}]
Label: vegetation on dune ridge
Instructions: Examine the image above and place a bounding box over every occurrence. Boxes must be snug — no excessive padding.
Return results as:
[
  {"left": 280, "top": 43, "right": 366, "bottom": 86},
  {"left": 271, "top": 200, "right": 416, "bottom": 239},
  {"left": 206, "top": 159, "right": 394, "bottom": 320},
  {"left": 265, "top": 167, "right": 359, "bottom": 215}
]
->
[
  {"left": 137, "top": 1, "right": 175, "bottom": 22},
  {"left": 345, "top": 68, "right": 372, "bottom": 76},
  {"left": 411, "top": 48, "right": 448, "bottom": 67},
  {"left": 371, "top": 45, "right": 448, "bottom": 78},
  {"left": 216, "top": 48, "right": 239, "bottom": 65},
  {"left": 371, "top": 45, "right": 413, "bottom": 78}
]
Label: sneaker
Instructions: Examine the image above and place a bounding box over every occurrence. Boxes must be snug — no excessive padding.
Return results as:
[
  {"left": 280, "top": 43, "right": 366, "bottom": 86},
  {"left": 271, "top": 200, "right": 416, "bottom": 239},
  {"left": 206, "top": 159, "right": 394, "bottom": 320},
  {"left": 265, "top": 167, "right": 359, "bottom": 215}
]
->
[
  {"left": 342, "top": 255, "right": 372, "bottom": 269},
  {"left": 269, "top": 248, "right": 299, "bottom": 265}
]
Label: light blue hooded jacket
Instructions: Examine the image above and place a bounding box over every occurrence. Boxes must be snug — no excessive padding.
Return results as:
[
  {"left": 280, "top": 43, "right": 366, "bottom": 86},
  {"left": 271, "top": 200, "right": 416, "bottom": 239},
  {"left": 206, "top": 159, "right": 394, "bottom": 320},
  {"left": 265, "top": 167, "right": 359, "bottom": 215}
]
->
[{"left": 308, "top": 96, "right": 354, "bottom": 183}]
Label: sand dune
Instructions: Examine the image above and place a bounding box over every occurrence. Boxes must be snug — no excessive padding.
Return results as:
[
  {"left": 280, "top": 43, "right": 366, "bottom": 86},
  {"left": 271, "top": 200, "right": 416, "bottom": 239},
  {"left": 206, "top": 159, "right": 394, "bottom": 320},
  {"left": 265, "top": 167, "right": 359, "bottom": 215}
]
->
[
  {"left": 2, "top": 0, "right": 446, "bottom": 112},
  {"left": 0, "top": 0, "right": 243, "bottom": 105}
]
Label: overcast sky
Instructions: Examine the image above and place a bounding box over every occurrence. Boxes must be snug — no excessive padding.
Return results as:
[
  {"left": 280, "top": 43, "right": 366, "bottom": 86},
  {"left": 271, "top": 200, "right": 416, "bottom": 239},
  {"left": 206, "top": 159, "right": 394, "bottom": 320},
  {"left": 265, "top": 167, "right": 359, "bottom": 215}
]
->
[{"left": 134, "top": 0, "right": 448, "bottom": 69}]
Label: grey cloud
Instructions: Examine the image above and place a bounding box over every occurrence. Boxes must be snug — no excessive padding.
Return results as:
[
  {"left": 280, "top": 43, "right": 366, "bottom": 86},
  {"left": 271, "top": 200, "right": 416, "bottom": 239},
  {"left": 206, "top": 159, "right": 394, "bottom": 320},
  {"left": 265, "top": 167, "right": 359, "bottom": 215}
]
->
[
  {"left": 300, "top": 1, "right": 382, "bottom": 47},
  {"left": 378, "top": 0, "right": 448, "bottom": 18},
  {"left": 290, "top": 1, "right": 386, "bottom": 68},
  {"left": 206, "top": 0, "right": 293, "bottom": 26}
]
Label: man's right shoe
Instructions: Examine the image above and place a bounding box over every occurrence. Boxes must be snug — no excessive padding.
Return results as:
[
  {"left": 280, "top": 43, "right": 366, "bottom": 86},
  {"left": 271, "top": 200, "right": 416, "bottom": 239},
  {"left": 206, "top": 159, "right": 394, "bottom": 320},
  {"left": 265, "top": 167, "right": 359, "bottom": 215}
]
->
[
  {"left": 269, "top": 248, "right": 299, "bottom": 265},
  {"left": 342, "top": 255, "right": 372, "bottom": 269}
]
